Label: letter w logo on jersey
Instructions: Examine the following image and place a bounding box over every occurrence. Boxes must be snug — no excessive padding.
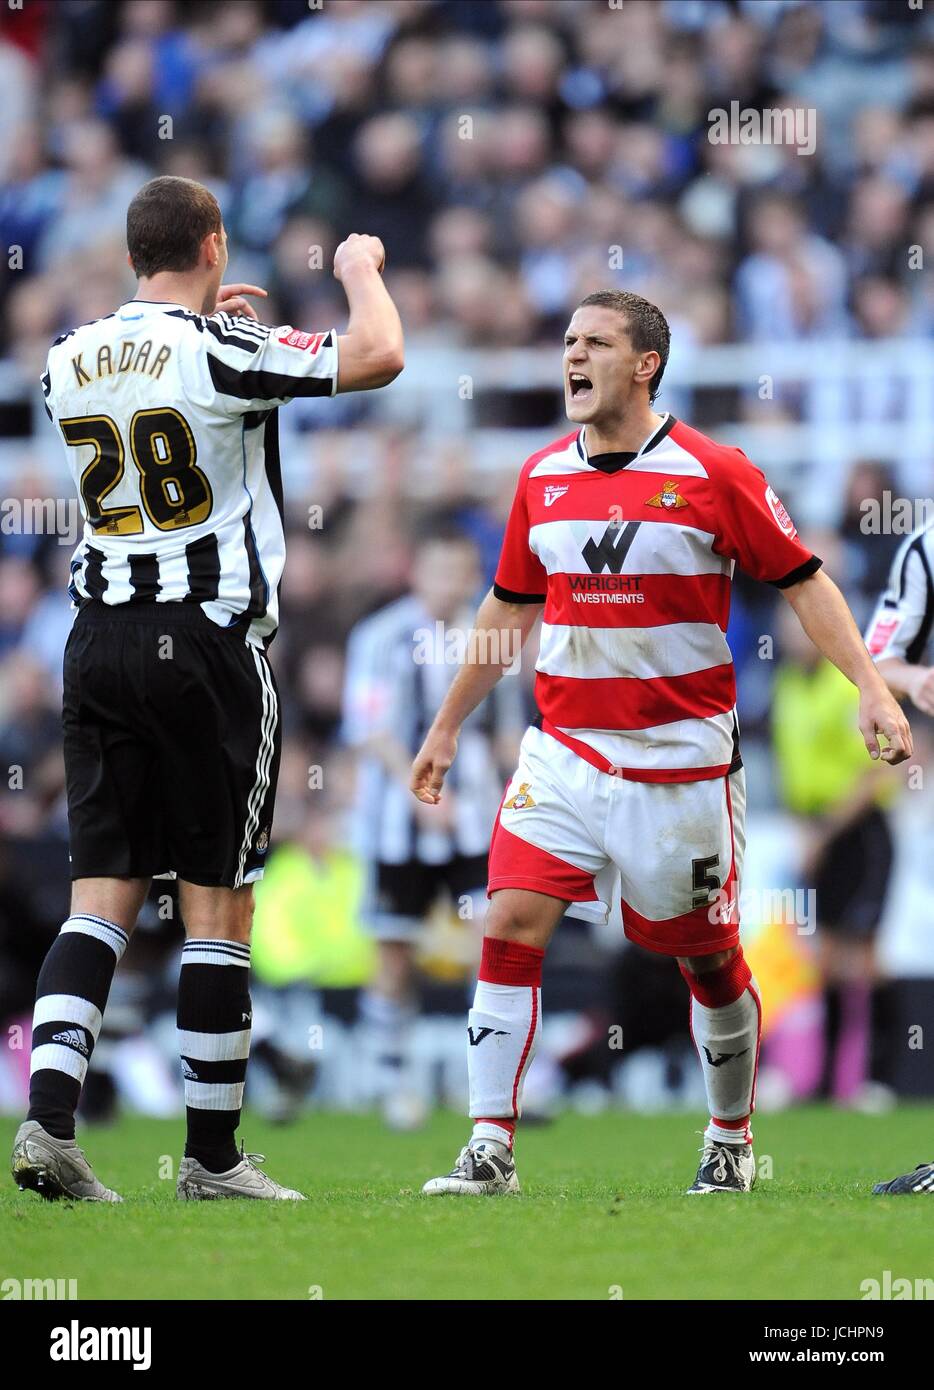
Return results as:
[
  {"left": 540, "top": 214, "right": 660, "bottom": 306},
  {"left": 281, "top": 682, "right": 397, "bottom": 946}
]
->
[
  {"left": 277, "top": 328, "right": 326, "bottom": 354},
  {"left": 582, "top": 520, "right": 642, "bottom": 574}
]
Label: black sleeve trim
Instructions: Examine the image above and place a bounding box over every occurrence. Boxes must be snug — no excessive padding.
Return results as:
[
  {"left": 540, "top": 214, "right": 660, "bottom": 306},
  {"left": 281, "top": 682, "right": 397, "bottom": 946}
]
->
[
  {"left": 770, "top": 554, "right": 822, "bottom": 589},
  {"left": 207, "top": 352, "right": 334, "bottom": 402},
  {"left": 493, "top": 583, "right": 546, "bottom": 605}
]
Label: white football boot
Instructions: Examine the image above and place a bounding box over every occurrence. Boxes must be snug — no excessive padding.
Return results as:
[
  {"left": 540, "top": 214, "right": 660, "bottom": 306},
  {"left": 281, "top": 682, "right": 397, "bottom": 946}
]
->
[
  {"left": 686, "top": 1139, "right": 756, "bottom": 1194},
  {"left": 177, "top": 1146, "right": 305, "bottom": 1200},
  {"left": 11, "top": 1120, "right": 122, "bottom": 1202},
  {"left": 422, "top": 1138, "right": 519, "bottom": 1196}
]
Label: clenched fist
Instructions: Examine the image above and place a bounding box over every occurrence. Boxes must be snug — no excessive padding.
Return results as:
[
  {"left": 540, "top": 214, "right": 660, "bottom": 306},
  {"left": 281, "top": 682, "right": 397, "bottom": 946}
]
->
[{"left": 334, "top": 234, "right": 386, "bottom": 282}]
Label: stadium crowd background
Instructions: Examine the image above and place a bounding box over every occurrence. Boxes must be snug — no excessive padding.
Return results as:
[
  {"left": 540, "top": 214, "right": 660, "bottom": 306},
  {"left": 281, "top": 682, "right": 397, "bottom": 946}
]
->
[{"left": 0, "top": 0, "right": 933, "bottom": 1122}]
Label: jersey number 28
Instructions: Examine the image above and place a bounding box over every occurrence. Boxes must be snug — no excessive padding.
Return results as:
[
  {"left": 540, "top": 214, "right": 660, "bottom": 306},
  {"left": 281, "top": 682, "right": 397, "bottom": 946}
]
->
[{"left": 59, "top": 408, "right": 213, "bottom": 535}]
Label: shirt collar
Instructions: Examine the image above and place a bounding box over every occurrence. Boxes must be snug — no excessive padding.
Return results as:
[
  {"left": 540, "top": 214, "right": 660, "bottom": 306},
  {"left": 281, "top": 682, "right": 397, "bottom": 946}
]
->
[{"left": 577, "top": 412, "right": 674, "bottom": 467}]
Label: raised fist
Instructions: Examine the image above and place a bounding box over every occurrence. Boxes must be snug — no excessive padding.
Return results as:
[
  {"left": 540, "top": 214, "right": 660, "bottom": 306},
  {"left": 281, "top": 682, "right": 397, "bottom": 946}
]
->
[{"left": 333, "top": 234, "right": 386, "bottom": 282}]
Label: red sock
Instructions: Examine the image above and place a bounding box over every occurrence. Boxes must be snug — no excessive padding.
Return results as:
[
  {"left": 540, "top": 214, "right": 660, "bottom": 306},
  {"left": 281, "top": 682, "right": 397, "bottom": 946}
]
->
[
  {"left": 478, "top": 936, "right": 544, "bottom": 987},
  {"left": 678, "top": 949, "right": 751, "bottom": 1008}
]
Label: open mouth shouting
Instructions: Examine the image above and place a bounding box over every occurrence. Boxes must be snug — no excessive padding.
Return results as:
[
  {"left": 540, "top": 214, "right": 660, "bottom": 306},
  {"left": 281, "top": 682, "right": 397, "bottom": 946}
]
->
[{"left": 568, "top": 371, "right": 594, "bottom": 403}]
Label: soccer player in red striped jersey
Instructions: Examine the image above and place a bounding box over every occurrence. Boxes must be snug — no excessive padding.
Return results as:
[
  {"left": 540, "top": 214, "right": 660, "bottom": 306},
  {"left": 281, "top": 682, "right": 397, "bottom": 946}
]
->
[{"left": 411, "top": 289, "right": 912, "bottom": 1196}]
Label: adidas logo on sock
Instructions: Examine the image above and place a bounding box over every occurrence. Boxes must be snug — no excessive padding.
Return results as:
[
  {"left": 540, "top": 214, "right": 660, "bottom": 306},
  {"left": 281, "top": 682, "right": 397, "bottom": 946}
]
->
[
  {"left": 181, "top": 1061, "right": 199, "bottom": 1080},
  {"left": 51, "top": 1028, "right": 89, "bottom": 1056}
]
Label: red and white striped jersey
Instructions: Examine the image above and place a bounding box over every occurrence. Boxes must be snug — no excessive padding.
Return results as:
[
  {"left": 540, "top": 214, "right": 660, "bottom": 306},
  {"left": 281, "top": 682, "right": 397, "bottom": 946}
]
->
[{"left": 494, "top": 414, "right": 820, "bottom": 782}]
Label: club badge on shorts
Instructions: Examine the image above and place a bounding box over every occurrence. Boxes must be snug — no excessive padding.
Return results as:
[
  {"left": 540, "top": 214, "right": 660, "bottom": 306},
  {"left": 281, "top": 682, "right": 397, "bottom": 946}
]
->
[{"left": 505, "top": 782, "right": 535, "bottom": 810}]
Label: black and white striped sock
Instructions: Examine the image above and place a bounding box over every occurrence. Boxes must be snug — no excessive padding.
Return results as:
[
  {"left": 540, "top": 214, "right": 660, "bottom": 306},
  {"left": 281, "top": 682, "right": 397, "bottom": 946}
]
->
[
  {"left": 27, "top": 914, "right": 129, "bottom": 1140},
  {"left": 177, "top": 938, "right": 252, "bottom": 1173}
]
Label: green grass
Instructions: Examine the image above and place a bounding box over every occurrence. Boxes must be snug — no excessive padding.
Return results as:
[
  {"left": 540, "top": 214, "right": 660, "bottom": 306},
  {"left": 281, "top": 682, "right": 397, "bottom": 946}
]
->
[{"left": 2, "top": 1107, "right": 933, "bottom": 1300}]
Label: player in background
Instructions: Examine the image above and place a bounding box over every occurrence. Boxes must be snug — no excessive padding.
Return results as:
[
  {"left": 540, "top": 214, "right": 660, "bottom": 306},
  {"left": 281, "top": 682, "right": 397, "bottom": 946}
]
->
[
  {"left": 11, "top": 176, "right": 403, "bottom": 1201},
  {"left": 771, "top": 602, "right": 897, "bottom": 1107},
  {"left": 866, "top": 517, "right": 934, "bottom": 1194},
  {"left": 343, "top": 521, "right": 524, "bottom": 1129},
  {"left": 411, "top": 289, "right": 911, "bottom": 1196}
]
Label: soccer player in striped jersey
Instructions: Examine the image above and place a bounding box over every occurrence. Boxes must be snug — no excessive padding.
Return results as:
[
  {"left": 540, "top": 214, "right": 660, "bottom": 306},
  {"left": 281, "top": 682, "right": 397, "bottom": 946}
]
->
[
  {"left": 866, "top": 518, "right": 934, "bottom": 1194},
  {"left": 11, "top": 176, "right": 403, "bottom": 1201},
  {"left": 342, "top": 522, "right": 524, "bottom": 1128},
  {"left": 411, "top": 289, "right": 911, "bottom": 1196}
]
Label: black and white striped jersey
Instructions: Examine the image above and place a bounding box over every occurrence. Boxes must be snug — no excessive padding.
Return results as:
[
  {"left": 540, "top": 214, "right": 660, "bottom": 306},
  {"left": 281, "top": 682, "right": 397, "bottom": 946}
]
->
[
  {"left": 865, "top": 520, "right": 934, "bottom": 666},
  {"left": 342, "top": 595, "right": 526, "bottom": 865},
  {"left": 42, "top": 301, "right": 339, "bottom": 646}
]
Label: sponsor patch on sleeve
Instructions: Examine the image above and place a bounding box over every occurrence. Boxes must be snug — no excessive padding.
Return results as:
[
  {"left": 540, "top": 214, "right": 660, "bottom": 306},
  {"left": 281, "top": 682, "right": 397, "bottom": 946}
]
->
[
  {"left": 277, "top": 328, "right": 325, "bottom": 354},
  {"left": 765, "top": 485, "right": 797, "bottom": 538},
  {"left": 867, "top": 614, "right": 902, "bottom": 656}
]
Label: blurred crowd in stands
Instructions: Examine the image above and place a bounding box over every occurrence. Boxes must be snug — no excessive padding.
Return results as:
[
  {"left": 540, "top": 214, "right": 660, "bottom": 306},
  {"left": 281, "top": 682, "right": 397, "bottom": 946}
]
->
[{"left": 0, "top": 0, "right": 933, "bottom": 1118}]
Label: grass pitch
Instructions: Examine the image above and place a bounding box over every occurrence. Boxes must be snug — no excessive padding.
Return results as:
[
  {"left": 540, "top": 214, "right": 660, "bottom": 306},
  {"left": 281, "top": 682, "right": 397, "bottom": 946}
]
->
[{"left": 2, "top": 1106, "right": 933, "bottom": 1301}]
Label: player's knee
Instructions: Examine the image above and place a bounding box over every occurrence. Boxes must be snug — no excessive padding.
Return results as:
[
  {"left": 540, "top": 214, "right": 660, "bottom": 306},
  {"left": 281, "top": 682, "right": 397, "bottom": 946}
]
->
[
  {"left": 70, "top": 877, "right": 148, "bottom": 935},
  {"left": 223, "top": 889, "right": 255, "bottom": 944},
  {"left": 484, "top": 894, "right": 552, "bottom": 950},
  {"left": 181, "top": 883, "right": 254, "bottom": 943},
  {"left": 678, "top": 944, "right": 739, "bottom": 975}
]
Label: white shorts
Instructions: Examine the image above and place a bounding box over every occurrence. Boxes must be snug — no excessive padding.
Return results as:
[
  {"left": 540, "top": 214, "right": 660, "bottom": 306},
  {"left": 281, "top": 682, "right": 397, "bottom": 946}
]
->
[{"left": 488, "top": 725, "right": 746, "bottom": 957}]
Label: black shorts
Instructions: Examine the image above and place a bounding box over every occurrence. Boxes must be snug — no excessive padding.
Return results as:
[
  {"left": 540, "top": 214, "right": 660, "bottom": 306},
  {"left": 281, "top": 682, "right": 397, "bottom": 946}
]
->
[
  {"left": 368, "top": 854, "right": 488, "bottom": 939},
  {"left": 63, "top": 600, "right": 281, "bottom": 889},
  {"left": 814, "top": 806, "right": 894, "bottom": 937}
]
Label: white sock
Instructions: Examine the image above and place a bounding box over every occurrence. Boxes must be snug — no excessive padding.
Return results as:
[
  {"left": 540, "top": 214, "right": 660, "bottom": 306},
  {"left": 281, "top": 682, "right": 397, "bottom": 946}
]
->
[
  {"left": 470, "top": 1121, "right": 514, "bottom": 1151},
  {"left": 467, "top": 979, "right": 540, "bottom": 1122},
  {"left": 689, "top": 983, "right": 761, "bottom": 1145}
]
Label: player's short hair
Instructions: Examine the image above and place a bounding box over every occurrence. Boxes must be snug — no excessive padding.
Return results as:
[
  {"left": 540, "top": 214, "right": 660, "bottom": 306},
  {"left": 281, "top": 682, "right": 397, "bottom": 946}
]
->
[
  {"left": 577, "top": 290, "right": 671, "bottom": 403},
  {"left": 127, "top": 176, "right": 223, "bottom": 279}
]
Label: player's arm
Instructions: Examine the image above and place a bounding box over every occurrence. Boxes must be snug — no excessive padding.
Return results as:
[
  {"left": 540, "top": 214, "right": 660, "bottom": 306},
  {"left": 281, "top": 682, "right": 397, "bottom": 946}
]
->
[
  {"left": 876, "top": 656, "right": 934, "bottom": 714},
  {"left": 333, "top": 234, "right": 404, "bottom": 392},
  {"left": 216, "top": 236, "right": 405, "bottom": 389},
  {"left": 716, "top": 453, "right": 912, "bottom": 765},
  {"left": 781, "top": 568, "right": 912, "bottom": 764},
  {"left": 410, "top": 589, "right": 541, "bottom": 805},
  {"left": 411, "top": 460, "right": 546, "bottom": 805},
  {"left": 202, "top": 234, "right": 401, "bottom": 409}
]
